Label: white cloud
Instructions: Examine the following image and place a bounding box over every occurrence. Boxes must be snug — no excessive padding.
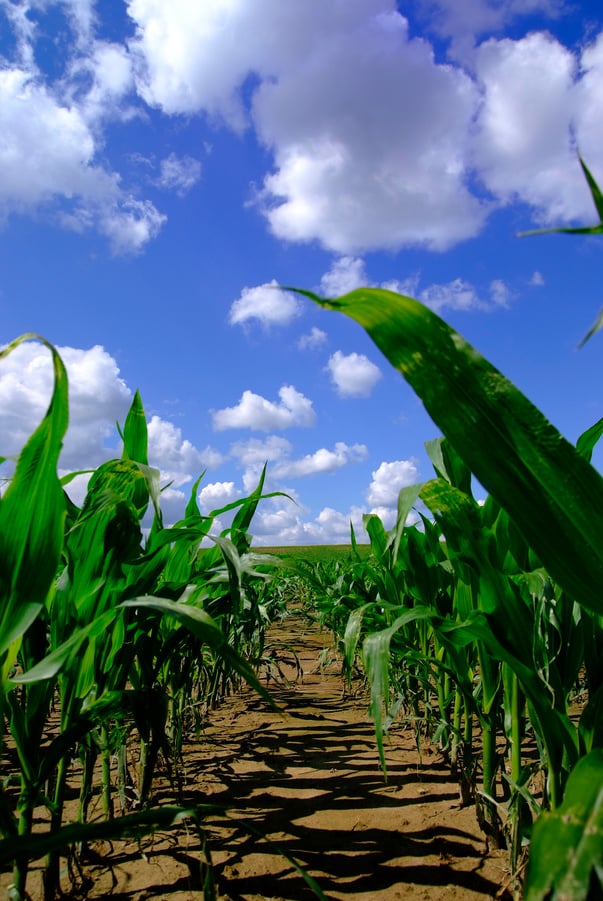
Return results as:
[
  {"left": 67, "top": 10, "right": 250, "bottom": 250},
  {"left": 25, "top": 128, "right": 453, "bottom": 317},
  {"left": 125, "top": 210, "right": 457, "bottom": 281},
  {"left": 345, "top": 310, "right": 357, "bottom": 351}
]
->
[
  {"left": 297, "top": 327, "right": 327, "bottom": 350},
  {"left": 384, "top": 275, "right": 513, "bottom": 313},
  {"left": 309, "top": 505, "right": 367, "bottom": 543},
  {"left": 272, "top": 441, "right": 368, "bottom": 479},
  {"left": 127, "top": 0, "right": 257, "bottom": 128},
  {"left": 326, "top": 351, "right": 382, "bottom": 398},
  {"left": 212, "top": 385, "right": 316, "bottom": 431},
  {"left": 255, "top": 10, "right": 485, "bottom": 253},
  {"left": 419, "top": 278, "right": 482, "bottom": 313},
  {"left": 416, "top": 0, "right": 567, "bottom": 59},
  {"left": 573, "top": 33, "right": 603, "bottom": 175},
  {"left": 3, "top": 2, "right": 601, "bottom": 257},
  {"left": 128, "top": 1, "right": 485, "bottom": 251},
  {"left": 319, "top": 256, "right": 368, "bottom": 296},
  {"left": 69, "top": 40, "right": 135, "bottom": 121},
  {"left": 472, "top": 32, "right": 586, "bottom": 224},
  {"left": 126, "top": 2, "right": 603, "bottom": 250},
  {"left": 95, "top": 198, "right": 167, "bottom": 255},
  {"left": 489, "top": 278, "right": 512, "bottom": 308},
  {"left": 0, "top": 339, "right": 225, "bottom": 524},
  {"left": 198, "top": 480, "right": 241, "bottom": 513},
  {"left": 318, "top": 261, "right": 513, "bottom": 317},
  {"left": 230, "top": 435, "right": 293, "bottom": 467},
  {"left": 530, "top": 270, "right": 545, "bottom": 286},
  {"left": 228, "top": 280, "right": 301, "bottom": 327},
  {"left": 249, "top": 496, "right": 369, "bottom": 546},
  {"left": 156, "top": 153, "right": 202, "bottom": 196},
  {"left": 0, "top": 67, "right": 166, "bottom": 253},
  {"left": 367, "top": 459, "right": 420, "bottom": 509},
  {"left": 147, "top": 415, "right": 223, "bottom": 488},
  {"left": 0, "top": 340, "right": 131, "bottom": 469}
]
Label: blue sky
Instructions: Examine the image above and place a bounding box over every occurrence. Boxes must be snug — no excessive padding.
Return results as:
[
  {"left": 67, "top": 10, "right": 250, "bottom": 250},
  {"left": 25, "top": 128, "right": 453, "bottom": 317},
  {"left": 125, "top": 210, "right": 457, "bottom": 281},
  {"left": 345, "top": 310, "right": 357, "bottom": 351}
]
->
[{"left": 1, "top": 0, "right": 603, "bottom": 544}]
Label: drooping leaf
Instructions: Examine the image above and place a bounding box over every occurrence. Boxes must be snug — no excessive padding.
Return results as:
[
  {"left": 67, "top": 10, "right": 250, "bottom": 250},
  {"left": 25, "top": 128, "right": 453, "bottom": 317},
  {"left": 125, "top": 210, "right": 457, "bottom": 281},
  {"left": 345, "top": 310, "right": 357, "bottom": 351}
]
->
[
  {"left": 294, "top": 287, "right": 603, "bottom": 617},
  {"left": 122, "top": 596, "right": 276, "bottom": 708}
]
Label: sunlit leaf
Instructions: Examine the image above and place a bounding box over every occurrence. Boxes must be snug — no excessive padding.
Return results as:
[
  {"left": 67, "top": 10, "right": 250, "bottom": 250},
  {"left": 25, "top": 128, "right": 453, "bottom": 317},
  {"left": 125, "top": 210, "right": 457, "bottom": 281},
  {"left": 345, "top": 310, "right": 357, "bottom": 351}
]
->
[{"left": 294, "top": 287, "right": 603, "bottom": 617}]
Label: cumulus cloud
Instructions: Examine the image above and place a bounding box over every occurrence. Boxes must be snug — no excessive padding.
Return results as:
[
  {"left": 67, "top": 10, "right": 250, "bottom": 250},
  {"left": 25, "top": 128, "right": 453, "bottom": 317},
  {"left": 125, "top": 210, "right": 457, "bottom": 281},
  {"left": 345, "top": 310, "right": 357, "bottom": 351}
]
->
[
  {"left": 326, "top": 351, "right": 382, "bottom": 398},
  {"left": 249, "top": 496, "right": 368, "bottom": 546},
  {"left": 0, "top": 340, "right": 131, "bottom": 468},
  {"left": 297, "top": 327, "right": 327, "bottom": 350},
  {"left": 255, "top": 11, "right": 485, "bottom": 252},
  {"left": 418, "top": 278, "right": 482, "bottom": 313},
  {"left": 198, "top": 480, "right": 242, "bottom": 514},
  {"left": 0, "top": 65, "right": 166, "bottom": 253},
  {"left": 228, "top": 280, "right": 301, "bottom": 327},
  {"left": 0, "top": 339, "right": 225, "bottom": 523},
  {"left": 212, "top": 385, "right": 316, "bottom": 431},
  {"left": 0, "top": 4, "right": 170, "bottom": 252},
  {"left": 489, "top": 279, "right": 512, "bottom": 308},
  {"left": 319, "top": 256, "right": 368, "bottom": 297},
  {"left": 472, "top": 32, "right": 583, "bottom": 223},
  {"left": 3, "top": 1, "right": 603, "bottom": 256},
  {"left": 68, "top": 40, "right": 135, "bottom": 121},
  {"left": 147, "top": 416, "right": 223, "bottom": 488},
  {"left": 272, "top": 442, "right": 368, "bottom": 479},
  {"left": 416, "top": 0, "right": 567, "bottom": 58},
  {"left": 127, "top": 2, "right": 486, "bottom": 251},
  {"left": 156, "top": 153, "right": 202, "bottom": 196},
  {"left": 530, "top": 270, "right": 545, "bottom": 286},
  {"left": 414, "top": 276, "right": 513, "bottom": 312},
  {"left": 230, "top": 435, "right": 293, "bottom": 467},
  {"left": 367, "top": 459, "right": 421, "bottom": 509},
  {"left": 126, "top": 2, "right": 603, "bottom": 248}
]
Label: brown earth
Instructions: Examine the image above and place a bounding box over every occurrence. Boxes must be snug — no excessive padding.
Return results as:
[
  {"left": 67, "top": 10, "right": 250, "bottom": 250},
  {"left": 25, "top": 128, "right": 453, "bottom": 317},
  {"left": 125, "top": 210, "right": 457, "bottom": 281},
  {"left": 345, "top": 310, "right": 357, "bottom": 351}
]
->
[{"left": 3, "top": 613, "right": 514, "bottom": 901}]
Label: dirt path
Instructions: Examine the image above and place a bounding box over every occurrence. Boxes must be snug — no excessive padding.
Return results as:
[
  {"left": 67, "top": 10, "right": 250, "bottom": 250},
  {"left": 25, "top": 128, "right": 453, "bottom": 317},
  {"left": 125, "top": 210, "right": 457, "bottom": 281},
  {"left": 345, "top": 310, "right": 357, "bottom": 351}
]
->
[{"left": 7, "top": 612, "right": 512, "bottom": 900}]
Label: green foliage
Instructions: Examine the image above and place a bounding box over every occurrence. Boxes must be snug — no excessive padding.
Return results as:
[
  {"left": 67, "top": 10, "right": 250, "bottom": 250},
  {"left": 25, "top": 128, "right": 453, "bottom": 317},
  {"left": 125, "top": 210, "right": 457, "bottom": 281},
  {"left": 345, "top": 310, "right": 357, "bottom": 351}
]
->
[
  {"left": 524, "top": 749, "right": 603, "bottom": 900},
  {"left": 296, "top": 284, "right": 603, "bottom": 618},
  {"left": 294, "top": 204, "right": 603, "bottom": 885},
  {"left": 0, "top": 336, "right": 290, "bottom": 901},
  {"left": 257, "top": 543, "right": 372, "bottom": 563}
]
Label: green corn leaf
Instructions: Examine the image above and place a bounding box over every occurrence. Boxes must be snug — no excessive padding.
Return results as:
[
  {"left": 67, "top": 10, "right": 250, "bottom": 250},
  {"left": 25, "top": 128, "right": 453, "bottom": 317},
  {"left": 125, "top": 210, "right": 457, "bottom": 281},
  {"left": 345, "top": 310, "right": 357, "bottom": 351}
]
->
[
  {"left": 185, "top": 472, "right": 205, "bottom": 519},
  {"left": 577, "top": 306, "right": 603, "bottom": 349},
  {"left": 230, "top": 463, "right": 267, "bottom": 537},
  {"left": 390, "top": 482, "right": 423, "bottom": 562},
  {"left": 425, "top": 437, "right": 473, "bottom": 496},
  {"left": 122, "top": 596, "right": 276, "bottom": 708},
  {"left": 363, "top": 606, "right": 438, "bottom": 775},
  {"left": 0, "top": 604, "right": 42, "bottom": 660},
  {"left": 580, "top": 155, "right": 603, "bottom": 221},
  {"left": 0, "top": 803, "right": 226, "bottom": 867},
  {"left": 121, "top": 389, "right": 148, "bottom": 464},
  {"left": 0, "top": 804, "right": 328, "bottom": 900},
  {"left": 343, "top": 603, "right": 376, "bottom": 672},
  {"left": 11, "top": 608, "right": 120, "bottom": 684},
  {"left": 518, "top": 157, "right": 603, "bottom": 237},
  {"left": 363, "top": 513, "right": 388, "bottom": 562},
  {"left": 524, "top": 748, "right": 603, "bottom": 900},
  {"left": 576, "top": 416, "right": 603, "bottom": 463},
  {"left": 0, "top": 335, "right": 68, "bottom": 666},
  {"left": 294, "top": 287, "right": 603, "bottom": 617}
]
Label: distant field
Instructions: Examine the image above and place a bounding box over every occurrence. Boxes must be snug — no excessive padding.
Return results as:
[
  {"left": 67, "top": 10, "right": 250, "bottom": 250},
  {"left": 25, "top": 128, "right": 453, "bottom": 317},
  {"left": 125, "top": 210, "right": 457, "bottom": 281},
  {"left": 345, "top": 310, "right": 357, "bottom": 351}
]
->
[{"left": 254, "top": 544, "right": 372, "bottom": 563}]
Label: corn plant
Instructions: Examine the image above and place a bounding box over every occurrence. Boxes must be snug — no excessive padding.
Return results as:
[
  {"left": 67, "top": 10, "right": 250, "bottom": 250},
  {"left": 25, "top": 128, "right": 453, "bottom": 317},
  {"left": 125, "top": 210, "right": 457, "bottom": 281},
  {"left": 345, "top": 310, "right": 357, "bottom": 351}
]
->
[
  {"left": 0, "top": 335, "right": 328, "bottom": 901},
  {"left": 294, "top": 217, "right": 603, "bottom": 895}
]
